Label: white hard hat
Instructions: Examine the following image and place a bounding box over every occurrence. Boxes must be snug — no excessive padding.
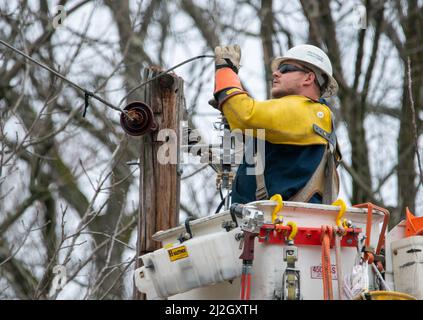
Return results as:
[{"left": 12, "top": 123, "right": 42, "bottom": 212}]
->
[{"left": 271, "top": 44, "right": 338, "bottom": 98}]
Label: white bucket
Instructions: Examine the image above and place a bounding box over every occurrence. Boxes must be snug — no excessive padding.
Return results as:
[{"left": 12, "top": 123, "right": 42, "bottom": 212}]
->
[
  {"left": 135, "top": 201, "right": 385, "bottom": 300},
  {"left": 390, "top": 236, "right": 423, "bottom": 299}
]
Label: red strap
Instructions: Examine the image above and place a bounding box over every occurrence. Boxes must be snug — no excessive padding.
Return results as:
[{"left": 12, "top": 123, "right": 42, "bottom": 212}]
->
[
  {"left": 245, "top": 273, "right": 251, "bottom": 300},
  {"left": 321, "top": 225, "right": 334, "bottom": 300},
  {"left": 240, "top": 273, "right": 246, "bottom": 300}
]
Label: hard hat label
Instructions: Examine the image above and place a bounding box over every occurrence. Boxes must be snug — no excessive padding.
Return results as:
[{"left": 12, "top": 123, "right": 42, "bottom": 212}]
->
[{"left": 306, "top": 50, "right": 324, "bottom": 62}]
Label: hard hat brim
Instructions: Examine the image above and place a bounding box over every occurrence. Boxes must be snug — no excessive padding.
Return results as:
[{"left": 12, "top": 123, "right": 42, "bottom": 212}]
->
[{"left": 271, "top": 57, "right": 339, "bottom": 98}]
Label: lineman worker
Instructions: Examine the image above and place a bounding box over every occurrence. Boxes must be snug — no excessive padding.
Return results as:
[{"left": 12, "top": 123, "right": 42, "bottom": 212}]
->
[{"left": 212, "top": 44, "right": 342, "bottom": 204}]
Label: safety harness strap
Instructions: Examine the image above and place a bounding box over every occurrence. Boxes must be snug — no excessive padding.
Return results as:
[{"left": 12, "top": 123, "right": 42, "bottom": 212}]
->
[
  {"left": 254, "top": 144, "right": 340, "bottom": 203},
  {"left": 254, "top": 111, "right": 341, "bottom": 202},
  {"left": 313, "top": 124, "right": 336, "bottom": 148},
  {"left": 322, "top": 147, "right": 339, "bottom": 204},
  {"left": 288, "top": 146, "right": 338, "bottom": 203},
  {"left": 289, "top": 148, "right": 328, "bottom": 203},
  {"left": 290, "top": 112, "right": 341, "bottom": 203},
  {"left": 255, "top": 147, "right": 268, "bottom": 200},
  {"left": 313, "top": 113, "right": 343, "bottom": 165},
  {"left": 254, "top": 150, "right": 340, "bottom": 203}
]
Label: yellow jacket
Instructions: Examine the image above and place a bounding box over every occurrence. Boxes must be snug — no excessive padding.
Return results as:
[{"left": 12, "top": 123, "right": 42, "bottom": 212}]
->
[{"left": 222, "top": 93, "right": 333, "bottom": 146}]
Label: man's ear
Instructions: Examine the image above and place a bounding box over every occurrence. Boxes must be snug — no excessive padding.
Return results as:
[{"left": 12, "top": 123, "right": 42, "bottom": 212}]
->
[{"left": 304, "top": 72, "right": 316, "bottom": 85}]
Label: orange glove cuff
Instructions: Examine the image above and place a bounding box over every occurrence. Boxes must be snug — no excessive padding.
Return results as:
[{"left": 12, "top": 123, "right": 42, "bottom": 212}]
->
[{"left": 214, "top": 68, "right": 243, "bottom": 94}]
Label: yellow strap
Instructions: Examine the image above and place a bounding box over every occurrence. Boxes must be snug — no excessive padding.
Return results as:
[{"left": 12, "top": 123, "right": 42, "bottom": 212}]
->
[
  {"left": 331, "top": 198, "right": 347, "bottom": 227},
  {"left": 270, "top": 194, "right": 283, "bottom": 223}
]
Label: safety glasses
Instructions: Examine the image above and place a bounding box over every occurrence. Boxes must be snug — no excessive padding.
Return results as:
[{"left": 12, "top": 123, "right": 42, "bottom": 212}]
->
[{"left": 277, "top": 64, "right": 311, "bottom": 74}]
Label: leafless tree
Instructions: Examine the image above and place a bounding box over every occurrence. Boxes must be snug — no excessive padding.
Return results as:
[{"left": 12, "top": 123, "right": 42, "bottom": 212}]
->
[{"left": 0, "top": 0, "right": 422, "bottom": 299}]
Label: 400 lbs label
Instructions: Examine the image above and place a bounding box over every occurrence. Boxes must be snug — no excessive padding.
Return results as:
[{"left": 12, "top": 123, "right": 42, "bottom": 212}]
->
[{"left": 310, "top": 265, "right": 338, "bottom": 280}]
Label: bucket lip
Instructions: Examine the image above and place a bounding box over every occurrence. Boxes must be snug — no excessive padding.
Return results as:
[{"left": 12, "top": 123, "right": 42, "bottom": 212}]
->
[
  {"left": 390, "top": 234, "right": 423, "bottom": 249},
  {"left": 152, "top": 201, "right": 386, "bottom": 242}
]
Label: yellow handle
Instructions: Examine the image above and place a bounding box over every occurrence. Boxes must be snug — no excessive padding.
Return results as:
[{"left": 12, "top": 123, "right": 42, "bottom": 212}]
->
[
  {"left": 286, "top": 221, "right": 298, "bottom": 241},
  {"left": 332, "top": 198, "right": 347, "bottom": 227},
  {"left": 342, "top": 218, "right": 349, "bottom": 229},
  {"left": 270, "top": 194, "right": 283, "bottom": 223}
]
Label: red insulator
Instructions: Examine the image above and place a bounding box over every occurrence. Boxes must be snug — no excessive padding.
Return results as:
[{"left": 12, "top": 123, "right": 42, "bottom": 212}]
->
[{"left": 120, "top": 101, "right": 158, "bottom": 136}]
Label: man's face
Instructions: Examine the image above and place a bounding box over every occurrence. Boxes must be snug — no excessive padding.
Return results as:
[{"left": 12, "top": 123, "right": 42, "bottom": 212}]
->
[{"left": 271, "top": 60, "right": 311, "bottom": 99}]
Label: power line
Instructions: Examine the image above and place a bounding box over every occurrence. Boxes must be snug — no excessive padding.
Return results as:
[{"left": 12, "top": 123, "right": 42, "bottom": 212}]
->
[
  {"left": 117, "top": 55, "right": 214, "bottom": 107},
  {"left": 0, "top": 39, "right": 121, "bottom": 114},
  {"left": 0, "top": 39, "right": 214, "bottom": 116}
]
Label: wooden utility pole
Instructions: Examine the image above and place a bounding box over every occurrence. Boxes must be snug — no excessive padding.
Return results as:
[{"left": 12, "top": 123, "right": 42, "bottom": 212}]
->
[{"left": 133, "top": 67, "right": 185, "bottom": 299}]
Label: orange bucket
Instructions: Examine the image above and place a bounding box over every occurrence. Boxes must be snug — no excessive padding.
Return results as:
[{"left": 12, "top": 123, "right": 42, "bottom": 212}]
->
[{"left": 405, "top": 207, "right": 423, "bottom": 237}]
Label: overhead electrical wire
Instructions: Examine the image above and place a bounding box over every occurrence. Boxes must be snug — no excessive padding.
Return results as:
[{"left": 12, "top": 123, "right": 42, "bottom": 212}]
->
[
  {"left": 1, "top": 39, "right": 228, "bottom": 212},
  {"left": 117, "top": 54, "right": 215, "bottom": 108},
  {"left": 0, "top": 39, "right": 214, "bottom": 116},
  {"left": 0, "top": 39, "right": 120, "bottom": 113}
]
